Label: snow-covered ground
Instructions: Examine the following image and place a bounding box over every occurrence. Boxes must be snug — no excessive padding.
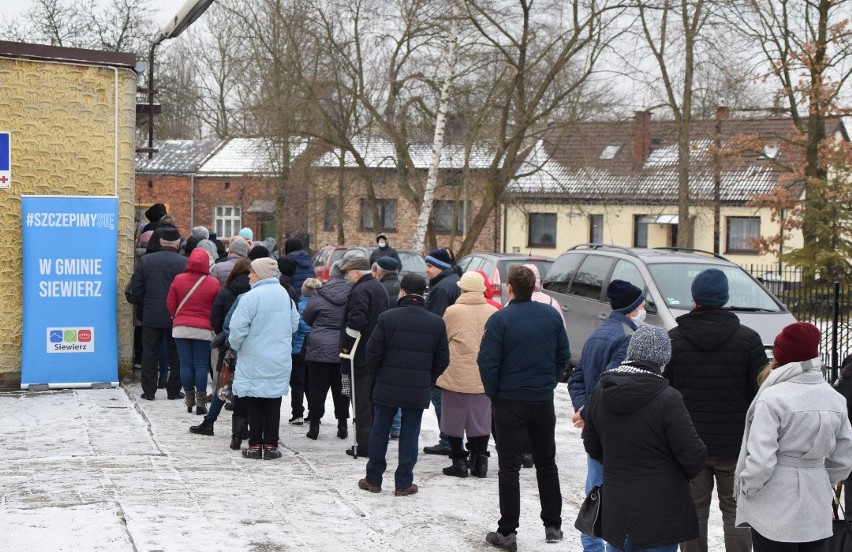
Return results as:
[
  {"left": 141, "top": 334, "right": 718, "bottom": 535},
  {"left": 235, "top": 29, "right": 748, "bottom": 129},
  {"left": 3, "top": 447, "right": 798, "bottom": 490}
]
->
[{"left": 0, "top": 383, "right": 725, "bottom": 551}]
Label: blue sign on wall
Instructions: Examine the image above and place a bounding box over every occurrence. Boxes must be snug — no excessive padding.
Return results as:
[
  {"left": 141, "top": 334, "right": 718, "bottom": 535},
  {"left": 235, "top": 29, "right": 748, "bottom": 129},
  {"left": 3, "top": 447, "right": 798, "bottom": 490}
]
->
[{"left": 21, "top": 196, "right": 119, "bottom": 388}]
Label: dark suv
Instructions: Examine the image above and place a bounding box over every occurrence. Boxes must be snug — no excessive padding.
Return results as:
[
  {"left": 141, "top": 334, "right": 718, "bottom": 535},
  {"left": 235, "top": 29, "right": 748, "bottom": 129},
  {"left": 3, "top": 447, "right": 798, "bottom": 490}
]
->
[
  {"left": 456, "top": 253, "right": 554, "bottom": 306},
  {"left": 541, "top": 245, "right": 796, "bottom": 363}
]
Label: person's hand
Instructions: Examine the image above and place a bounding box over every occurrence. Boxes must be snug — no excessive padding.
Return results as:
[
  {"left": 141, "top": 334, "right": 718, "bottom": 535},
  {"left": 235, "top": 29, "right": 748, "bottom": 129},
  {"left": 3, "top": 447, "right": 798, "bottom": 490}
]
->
[{"left": 572, "top": 406, "right": 584, "bottom": 429}]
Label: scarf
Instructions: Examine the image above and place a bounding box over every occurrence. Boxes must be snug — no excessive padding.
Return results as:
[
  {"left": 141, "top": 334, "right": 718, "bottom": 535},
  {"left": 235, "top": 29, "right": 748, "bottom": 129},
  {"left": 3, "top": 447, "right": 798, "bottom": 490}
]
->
[{"left": 733, "top": 357, "right": 821, "bottom": 498}]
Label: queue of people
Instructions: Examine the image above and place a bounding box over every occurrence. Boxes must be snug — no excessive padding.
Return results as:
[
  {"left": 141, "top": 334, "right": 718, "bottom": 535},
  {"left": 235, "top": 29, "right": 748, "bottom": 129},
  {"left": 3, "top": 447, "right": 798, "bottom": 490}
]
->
[{"left": 131, "top": 207, "right": 852, "bottom": 552}]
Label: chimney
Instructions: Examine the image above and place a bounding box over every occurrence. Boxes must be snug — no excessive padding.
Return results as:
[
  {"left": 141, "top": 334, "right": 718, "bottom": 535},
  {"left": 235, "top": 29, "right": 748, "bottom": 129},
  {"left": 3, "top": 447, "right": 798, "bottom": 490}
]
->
[{"left": 632, "top": 110, "right": 651, "bottom": 167}]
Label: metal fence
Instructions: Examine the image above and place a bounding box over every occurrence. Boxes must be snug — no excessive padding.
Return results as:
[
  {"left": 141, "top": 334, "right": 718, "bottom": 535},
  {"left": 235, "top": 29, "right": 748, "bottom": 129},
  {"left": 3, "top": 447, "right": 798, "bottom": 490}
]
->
[{"left": 743, "top": 264, "right": 852, "bottom": 382}]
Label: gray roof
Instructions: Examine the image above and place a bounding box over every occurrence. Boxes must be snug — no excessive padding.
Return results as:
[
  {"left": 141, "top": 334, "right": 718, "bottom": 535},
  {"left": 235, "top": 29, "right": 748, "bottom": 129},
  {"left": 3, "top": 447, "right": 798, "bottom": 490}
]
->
[
  {"left": 314, "top": 136, "right": 494, "bottom": 170},
  {"left": 136, "top": 140, "right": 221, "bottom": 174},
  {"left": 197, "top": 137, "right": 308, "bottom": 176}
]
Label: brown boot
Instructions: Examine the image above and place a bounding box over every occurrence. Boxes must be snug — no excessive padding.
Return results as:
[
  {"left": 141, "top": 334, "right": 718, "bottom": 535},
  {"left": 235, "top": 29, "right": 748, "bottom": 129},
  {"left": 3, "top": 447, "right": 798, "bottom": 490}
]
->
[
  {"left": 195, "top": 391, "right": 208, "bottom": 415},
  {"left": 184, "top": 392, "right": 195, "bottom": 413}
]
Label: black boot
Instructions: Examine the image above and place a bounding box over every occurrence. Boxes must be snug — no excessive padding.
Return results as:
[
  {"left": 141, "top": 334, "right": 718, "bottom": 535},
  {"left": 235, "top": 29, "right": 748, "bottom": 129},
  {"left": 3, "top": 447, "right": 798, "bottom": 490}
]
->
[
  {"left": 306, "top": 420, "right": 320, "bottom": 440},
  {"left": 157, "top": 374, "right": 167, "bottom": 389},
  {"left": 230, "top": 416, "right": 247, "bottom": 450},
  {"left": 337, "top": 419, "right": 348, "bottom": 439},
  {"left": 189, "top": 418, "right": 214, "bottom": 436},
  {"left": 443, "top": 454, "right": 469, "bottom": 478},
  {"left": 470, "top": 451, "right": 490, "bottom": 478}
]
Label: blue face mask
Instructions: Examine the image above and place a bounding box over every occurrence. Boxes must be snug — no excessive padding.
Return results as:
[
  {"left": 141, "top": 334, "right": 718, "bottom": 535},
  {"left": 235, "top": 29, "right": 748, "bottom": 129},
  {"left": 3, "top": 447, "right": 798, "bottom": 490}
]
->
[{"left": 378, "top": 241, "right": 387, "bottom": 248}]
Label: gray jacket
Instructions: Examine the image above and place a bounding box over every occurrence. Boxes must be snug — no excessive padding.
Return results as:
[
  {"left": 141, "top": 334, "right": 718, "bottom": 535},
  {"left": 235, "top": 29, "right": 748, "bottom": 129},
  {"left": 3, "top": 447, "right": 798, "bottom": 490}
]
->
[
  {"left": 302, "top": 278, "right": 350, "bottom": 364},
  {"left": 735, "top": 358, "right": 852, "bottom": 542}
]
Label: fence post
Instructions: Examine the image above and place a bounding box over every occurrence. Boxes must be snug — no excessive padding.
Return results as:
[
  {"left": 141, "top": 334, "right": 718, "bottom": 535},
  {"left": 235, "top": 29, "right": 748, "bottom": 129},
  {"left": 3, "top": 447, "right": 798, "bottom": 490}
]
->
[{"left": 833, "top": 281, "right": 840, "bottom": 383}]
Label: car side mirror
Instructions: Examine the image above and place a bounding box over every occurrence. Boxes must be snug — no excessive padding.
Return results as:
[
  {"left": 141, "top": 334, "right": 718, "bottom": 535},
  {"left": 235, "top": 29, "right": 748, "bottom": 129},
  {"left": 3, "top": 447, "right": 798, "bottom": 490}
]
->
[{"left": 645, "top": 300, "right": 658, "bottom": 315}]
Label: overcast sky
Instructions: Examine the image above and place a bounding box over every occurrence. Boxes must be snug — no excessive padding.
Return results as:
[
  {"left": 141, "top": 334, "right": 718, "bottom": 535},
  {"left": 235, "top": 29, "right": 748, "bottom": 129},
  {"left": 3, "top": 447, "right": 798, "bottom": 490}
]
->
[{"left": 0, "top": 0, "right": 182, "bottom": 28}]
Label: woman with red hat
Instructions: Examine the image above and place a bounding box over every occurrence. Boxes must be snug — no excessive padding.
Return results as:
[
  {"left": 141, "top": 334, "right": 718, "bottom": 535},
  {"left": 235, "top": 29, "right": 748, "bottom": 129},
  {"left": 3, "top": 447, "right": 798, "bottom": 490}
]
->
[{"left": 735, "top": 322, "right": 852, "bottom": 551}]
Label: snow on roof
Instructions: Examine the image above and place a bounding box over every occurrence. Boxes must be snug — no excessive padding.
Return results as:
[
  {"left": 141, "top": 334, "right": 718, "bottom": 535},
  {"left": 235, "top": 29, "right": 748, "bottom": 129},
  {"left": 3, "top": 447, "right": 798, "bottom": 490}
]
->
[
  {"left": 314, "top": 136, "right": 494, "bottom": 169},
  {"left": 198, "top": 137, "right": 308, "bottom": 175},
  {"left": 510, "top": 139, "right": 778, "bottom": 203},
  {"left": 136, "top": 140, "right": 221, "bottom": 174}
]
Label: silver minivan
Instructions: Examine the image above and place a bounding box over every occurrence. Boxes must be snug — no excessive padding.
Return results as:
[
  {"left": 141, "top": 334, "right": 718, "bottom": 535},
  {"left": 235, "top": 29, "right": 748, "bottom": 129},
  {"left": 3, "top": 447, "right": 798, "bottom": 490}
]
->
[{"left": 542, "top": 245, "right": 797, "bottom": 364}]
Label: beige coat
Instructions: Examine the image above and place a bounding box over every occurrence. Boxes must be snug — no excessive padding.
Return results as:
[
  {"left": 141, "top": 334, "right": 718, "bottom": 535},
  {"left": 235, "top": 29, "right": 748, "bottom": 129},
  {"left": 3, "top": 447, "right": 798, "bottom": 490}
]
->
[{"left": 437, "top": 291, "right": 497, "bottom": 393}]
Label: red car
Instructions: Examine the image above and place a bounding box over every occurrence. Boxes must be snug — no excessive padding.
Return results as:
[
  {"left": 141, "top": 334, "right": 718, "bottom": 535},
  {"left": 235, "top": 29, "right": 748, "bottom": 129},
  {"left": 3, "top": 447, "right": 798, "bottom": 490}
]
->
[{"left": 311, "top": 245, "right": 349, "bottom": 282}]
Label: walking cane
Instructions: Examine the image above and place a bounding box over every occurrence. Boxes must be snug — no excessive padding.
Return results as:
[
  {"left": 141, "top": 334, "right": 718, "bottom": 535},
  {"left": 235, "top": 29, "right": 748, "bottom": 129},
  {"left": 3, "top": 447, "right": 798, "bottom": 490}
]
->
[{"left": 340, "top": 333, "right": 362, "bottom": 458}]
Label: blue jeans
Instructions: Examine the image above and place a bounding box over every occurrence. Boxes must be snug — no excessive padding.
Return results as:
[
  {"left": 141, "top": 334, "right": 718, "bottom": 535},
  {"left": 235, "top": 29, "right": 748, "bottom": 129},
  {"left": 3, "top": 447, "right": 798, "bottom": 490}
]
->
[
  {"left": 581, "top": 455, "right": 609, "bottom": 551},
  {"left": 390, "top": 409, "right": 401, "bottom": 435},
  {"left": 429, "top": 387, "right": 449, "bottom": 448},
  {"left": 158, "top": 336, "right": 169, "bottom": 377},
  {"left": 366, "top": 404, "right": 423, "bottom": 490},
  {"left": 615, "top": 536, "right": 677, "bottom": 552},
  {"left": 175, "top": 338, "right": 209, "bottom": 394}
]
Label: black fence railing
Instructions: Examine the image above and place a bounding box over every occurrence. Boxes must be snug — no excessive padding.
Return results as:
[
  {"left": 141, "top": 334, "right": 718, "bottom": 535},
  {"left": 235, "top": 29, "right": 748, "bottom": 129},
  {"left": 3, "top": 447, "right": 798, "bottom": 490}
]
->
[{"left": 743, "top": 264, "right": 852, "bottom": 382}]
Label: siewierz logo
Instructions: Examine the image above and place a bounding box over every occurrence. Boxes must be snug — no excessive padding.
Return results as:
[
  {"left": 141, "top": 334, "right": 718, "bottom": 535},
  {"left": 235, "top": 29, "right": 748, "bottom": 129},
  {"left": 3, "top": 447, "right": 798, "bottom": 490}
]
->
[{"left": 46, "top": 327, "right": 94, "bottom": 353}]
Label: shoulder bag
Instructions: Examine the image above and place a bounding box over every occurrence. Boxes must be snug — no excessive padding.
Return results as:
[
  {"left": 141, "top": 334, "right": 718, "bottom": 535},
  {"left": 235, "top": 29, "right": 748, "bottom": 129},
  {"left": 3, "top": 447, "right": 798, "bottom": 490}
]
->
[{"left": 574, "top": 485, "right": 602, "bottom": 538}]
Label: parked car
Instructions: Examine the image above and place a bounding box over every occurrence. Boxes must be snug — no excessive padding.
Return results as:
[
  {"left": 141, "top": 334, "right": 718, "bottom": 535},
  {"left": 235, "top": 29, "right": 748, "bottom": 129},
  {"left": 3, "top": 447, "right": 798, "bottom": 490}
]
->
[
  {"left": 541, "top": 244, "right": 797, "bottom": 363},
  {"left": 456, "top": 253, "right": 554, "bottom": 306},
  {"left": 311, "top": 245, "right": 349, "bottom": 282},
  {"left": 344, "top": 246, "right": 428, "bottom": 281}
]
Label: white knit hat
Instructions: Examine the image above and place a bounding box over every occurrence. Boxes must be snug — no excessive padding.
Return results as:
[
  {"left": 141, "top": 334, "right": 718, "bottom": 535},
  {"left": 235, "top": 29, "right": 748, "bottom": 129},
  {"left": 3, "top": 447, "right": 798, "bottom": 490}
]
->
[{"left": 251, "top": 257, "right": 278, "bottom": 280}]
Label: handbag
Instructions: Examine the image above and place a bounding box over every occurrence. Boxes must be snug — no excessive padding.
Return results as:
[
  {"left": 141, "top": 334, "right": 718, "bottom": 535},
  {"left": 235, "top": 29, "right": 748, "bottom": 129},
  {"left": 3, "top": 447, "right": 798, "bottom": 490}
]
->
[
  {"left": 829, "top": 483, "right": 852, "bottom": 552},
  {"left": 574, "top": 485, "right": 602, "bottom": 538},
  {"left": 217, "top": 349, "right": 234, "bottom": 403},
  {"left": 575, "top": 485, "right": 603, "bottom": 537}
]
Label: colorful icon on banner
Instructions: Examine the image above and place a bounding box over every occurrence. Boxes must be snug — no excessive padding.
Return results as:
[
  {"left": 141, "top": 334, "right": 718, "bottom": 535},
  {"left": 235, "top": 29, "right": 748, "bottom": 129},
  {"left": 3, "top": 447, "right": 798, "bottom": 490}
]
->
[{"left": 46, "top": 327, "right": 95, "bottom": 353}]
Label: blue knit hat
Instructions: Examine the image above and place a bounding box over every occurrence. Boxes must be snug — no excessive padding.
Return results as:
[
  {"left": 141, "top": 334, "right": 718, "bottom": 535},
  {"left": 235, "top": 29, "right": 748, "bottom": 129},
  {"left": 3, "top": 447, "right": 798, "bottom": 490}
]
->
[
  {"left": 691, "top": 269, "right": 729, "bottom": 307},
  {"left": 425, "top": 248, "right": 452, "bottom": 270},
  {"left": 607, "top": 279, "right": 645, "bottom": 314}
]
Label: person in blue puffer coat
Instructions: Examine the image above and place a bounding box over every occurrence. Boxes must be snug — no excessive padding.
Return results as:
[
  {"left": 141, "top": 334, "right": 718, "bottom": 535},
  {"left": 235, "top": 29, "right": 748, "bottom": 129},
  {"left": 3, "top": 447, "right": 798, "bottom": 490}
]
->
[
  {"left": 289, "top": 278, "right": 321, "bottom": 428},
  {"left": 284, "top": 238, "right": 314, "bottom": 298},
  {"left": 229, "top": 257, "right": 300, "bottom": 460}
]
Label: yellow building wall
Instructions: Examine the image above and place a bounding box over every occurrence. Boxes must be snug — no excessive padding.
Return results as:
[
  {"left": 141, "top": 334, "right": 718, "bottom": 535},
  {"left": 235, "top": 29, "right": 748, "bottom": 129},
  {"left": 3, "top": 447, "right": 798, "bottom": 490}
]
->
[
  {"left": 0, "top": 56, "right": 137, "bottom": 386},
  {"left": 504, "top": 202, "right": 803, "bottom": 268}
]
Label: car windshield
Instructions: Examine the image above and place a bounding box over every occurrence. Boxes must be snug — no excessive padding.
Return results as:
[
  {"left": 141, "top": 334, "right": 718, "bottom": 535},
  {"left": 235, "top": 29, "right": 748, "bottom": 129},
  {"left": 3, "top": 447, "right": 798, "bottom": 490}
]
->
[
  {"left": 647, "top": 263, "right": 783, "bottom": 312},
  {"left": 331, "top": 249, "right": 347, "bottom": 263},
  {"left": 399, "top": 251, "right": 426, "bottom": 273}
]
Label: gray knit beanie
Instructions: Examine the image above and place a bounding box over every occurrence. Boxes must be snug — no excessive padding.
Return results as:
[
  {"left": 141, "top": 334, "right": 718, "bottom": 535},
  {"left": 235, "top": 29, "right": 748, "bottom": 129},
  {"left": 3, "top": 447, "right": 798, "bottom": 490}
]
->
[
  {"left": 626, "top": 326, "right": 672, "bottom": 367},
  {"left": 196, "top": 239, "right": 217, "bottom": 265},
  {"left": 191, "top": 226, "right": 209, "bottom": 240}
]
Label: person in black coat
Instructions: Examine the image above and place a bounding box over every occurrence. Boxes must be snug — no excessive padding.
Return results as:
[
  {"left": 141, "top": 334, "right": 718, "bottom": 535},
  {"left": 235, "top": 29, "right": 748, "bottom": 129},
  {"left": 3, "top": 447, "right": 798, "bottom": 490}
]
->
[
  {"left": 583, "top": 325, "right": 707, "bottom": 552},
  {"left": 284, "top": 238, "right": 314, "bottom": 298},
  {"left": 369, "top": 233, "right": 402, "bottom": 266},
  {"left": 423, "top": 247, "right": 462, "bottom": 455},
  {"left": 357, "top": 273, "right": 449, "bottom": 496},
  {"left": 339, "top": 256, "right": 390, "bottom": 456},
  {"left": 373, "top": 256, "right": 401, "bottom": 306},
  {"left": 665, "top": 269, "right": 767, "bottom": 552},
  {"left": 130, "top": 226, "right": 189, "bottom": 400}
]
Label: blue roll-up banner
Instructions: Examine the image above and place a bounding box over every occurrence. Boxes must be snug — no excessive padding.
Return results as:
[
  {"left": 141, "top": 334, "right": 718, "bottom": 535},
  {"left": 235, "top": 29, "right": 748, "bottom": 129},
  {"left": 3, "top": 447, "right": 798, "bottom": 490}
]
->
[{"left": 21, "top": 196, "right": 119, "bottom": 389}]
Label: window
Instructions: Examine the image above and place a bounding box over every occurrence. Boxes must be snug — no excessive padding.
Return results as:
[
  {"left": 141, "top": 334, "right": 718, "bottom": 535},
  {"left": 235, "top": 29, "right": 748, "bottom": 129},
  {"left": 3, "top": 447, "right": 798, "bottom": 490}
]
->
[
  {"left": 634, "top": 215, "right": 648, "bottom": 247},
  {"left": 528, "top": 213, "right": 557, "bottom": 248},
  {"left": 214, "top": 205, "right": 241, "bottom": 238},
  {"left": 324, "top": 197, "right": 337, "bottom": 231},
  {"left": 360, "top": 198, "right": 397, "bottom": 231},
  {"left": 610, "top": 260, "right": 646, "bottom": 294},
  {"left": 443, "top": 170, "right": 462, "bottom": 187},
  {"left": 599, "top": 145, "right": 621, "bottom": 160},
  {"left": 571, "top": 255, "right": 615, "bottom": 300},
  {"left": 543, "top": 253, "right": 583, "bottom": 295},
  {"left": 590, "top": 215, "right": 604, "bottom": 243},
  {"left": 433, "top": 200, "right": 466, "bottom": 233},
  {"left": 727, "top": 217, "right": 760, "bottom": 253}
]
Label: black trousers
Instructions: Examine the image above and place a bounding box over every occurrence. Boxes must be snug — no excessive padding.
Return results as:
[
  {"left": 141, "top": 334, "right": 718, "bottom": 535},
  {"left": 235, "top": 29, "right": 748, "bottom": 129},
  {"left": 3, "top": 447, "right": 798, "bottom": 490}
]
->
[
  {"left": 140, "top": 326, "right": 181, "bottom": 397},
  {"left": 307, "top": 361, "right": 350, "bottom": 421},
  {"left": 353, "top": 372, "right": 375, "bottom": 450},
  {"left": 246, "top": 396, "right": 282, "bottom": 447},
  {"left": 752, "top": 529, "right": 826, "bottom": 552},
  {"left": 290, "top": 355, "right": 308, "bottom": 418},
  {"left": 492, "top": 397, "right": 562, "bottom": 535}
]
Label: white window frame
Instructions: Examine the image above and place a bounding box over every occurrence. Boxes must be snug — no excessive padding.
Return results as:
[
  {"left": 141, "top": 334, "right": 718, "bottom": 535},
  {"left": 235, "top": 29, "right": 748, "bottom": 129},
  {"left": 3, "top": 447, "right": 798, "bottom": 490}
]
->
[{"left": 214, "top": 205, "right": 242, "bottom": 239}]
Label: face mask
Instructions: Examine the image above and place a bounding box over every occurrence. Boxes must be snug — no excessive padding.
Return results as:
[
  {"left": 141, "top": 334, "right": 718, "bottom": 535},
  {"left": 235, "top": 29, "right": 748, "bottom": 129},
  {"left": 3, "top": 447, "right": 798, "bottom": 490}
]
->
[
  {"left": 378, "top": 241, "right": 387, "bottom": 248},
  {"left": 630, "top": 308, "right": 647, "bottom": 326}
]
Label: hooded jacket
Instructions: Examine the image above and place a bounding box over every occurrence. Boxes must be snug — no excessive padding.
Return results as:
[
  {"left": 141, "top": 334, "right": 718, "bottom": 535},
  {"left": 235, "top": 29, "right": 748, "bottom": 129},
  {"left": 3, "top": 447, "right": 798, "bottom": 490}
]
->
[
  {"left": 339, "top": 273, "right": 390, "bottom": 372},
  {"left": 735, "top": 358, "right": 852, "bottom": 542},
  {"left": 438, "top": 292, "right": 497, "bottom": 394},
  {"left": 229, "top": 277, "right": 300, "bottom": 398},
  {"left": 584, "top": 363, "right": 707, "bottom": 549},
  {"left": 666, "top": 307, "right": 768, "bottom": 457},
  {"left": 129, "top": 244, "right": 188, "bottom": 328},
  {"left": 303, "top": 278, "right": 350, "bottom": 364},
  {"left": 474, "top": 269, "right": 502, "bottom": 310},
  {"left": 287, "top": 249, "right": 315, "bottom": 298},
  {"left": 367, "top": 294, "right": 449, "bottom": 409},
  {"left": 167, "top": 248, "right": 222, "bottom": 332}
]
